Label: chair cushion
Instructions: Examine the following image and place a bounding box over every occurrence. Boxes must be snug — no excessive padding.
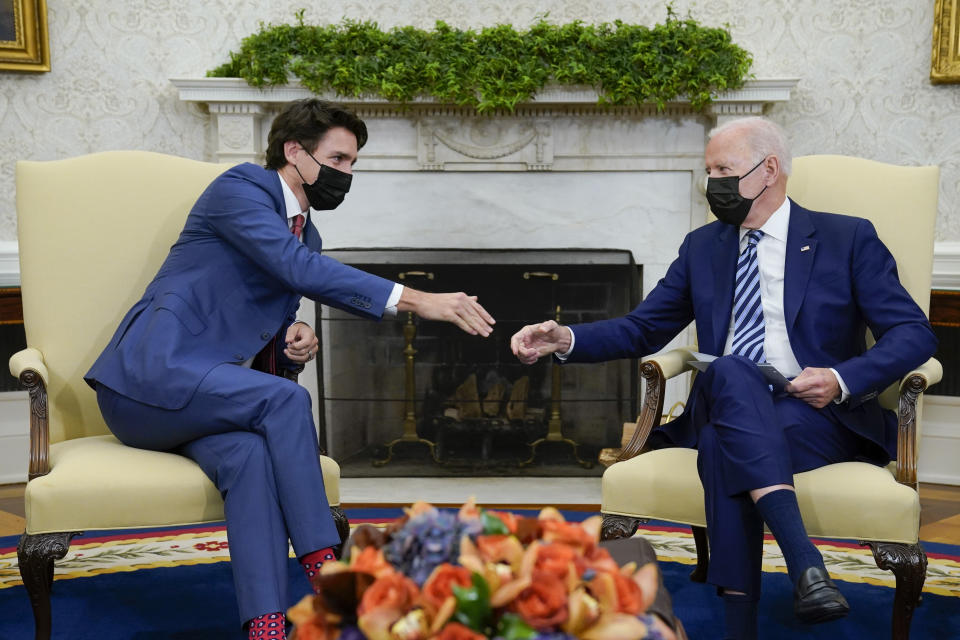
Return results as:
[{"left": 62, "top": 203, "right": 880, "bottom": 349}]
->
[
  {"left": 602, "top": 448, "right": 920, "bottom": 544},
  {"left": 25, "top": 435, "right": 341, "bottom": 534}
]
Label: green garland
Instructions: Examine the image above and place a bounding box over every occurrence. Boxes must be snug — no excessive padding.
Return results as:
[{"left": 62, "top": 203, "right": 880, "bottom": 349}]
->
[{"left": 208, "top": 7, "right": 752, "bottom": 113}]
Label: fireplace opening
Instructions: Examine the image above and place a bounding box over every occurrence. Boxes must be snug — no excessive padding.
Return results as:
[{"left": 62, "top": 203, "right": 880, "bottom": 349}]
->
[{"left": 316, "top": 249, "right": 641, "bottom": 477}]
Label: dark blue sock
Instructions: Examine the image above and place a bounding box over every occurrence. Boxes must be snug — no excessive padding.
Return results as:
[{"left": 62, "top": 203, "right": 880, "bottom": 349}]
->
[
  {"left": 722, "top": 591, "right": 758, "bottom": 640},
  {"left": 755, "top": 488, "right": 825, "bottom": 585}
]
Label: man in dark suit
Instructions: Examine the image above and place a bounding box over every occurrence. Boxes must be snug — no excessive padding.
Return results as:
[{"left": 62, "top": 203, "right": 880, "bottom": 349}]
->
[
  {"left": 85, "top": 99, "right": 495, "bottom": 639},
  {"left": 511, "top": 117, "right": 937, "bottom": 639}
]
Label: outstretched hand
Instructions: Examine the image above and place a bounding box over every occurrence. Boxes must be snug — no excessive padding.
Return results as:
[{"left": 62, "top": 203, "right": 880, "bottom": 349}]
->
[
  {"left": 398, "top": 289, "right": 495, "bottom": 336},
  {"left": 510, "top": 320, "right": 572, "bottom": 365}
]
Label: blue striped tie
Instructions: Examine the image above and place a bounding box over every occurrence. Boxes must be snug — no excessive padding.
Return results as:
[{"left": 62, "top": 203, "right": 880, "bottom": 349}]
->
[{"left": 731, "top": 229, "right": 766, "bottom": 363}]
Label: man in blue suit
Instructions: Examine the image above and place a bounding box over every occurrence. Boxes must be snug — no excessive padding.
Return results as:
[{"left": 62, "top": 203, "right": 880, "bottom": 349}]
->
[
  {"left": 511, "top": 117, "right": 936, "bottom": 639},
  {"left": 85, "top": 99, "right": 495, "bottom": 640}
]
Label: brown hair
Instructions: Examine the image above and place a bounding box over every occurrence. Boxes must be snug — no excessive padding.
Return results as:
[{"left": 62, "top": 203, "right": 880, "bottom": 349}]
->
[{"left": 264, "top": 99, "right": 368, "bottom": 170}]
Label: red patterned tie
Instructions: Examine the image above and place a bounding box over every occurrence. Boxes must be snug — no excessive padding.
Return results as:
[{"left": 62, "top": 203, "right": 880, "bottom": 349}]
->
[
  {"left": 290, "top": 213, "right": 305, "bottom": 239},
  {"left": 252, "top": 214, "right": 306, "bottom": 374}
]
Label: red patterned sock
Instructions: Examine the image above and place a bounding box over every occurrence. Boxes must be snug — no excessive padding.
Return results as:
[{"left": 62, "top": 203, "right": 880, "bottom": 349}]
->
[
  {"left": 300, "top": 546, "right": 337, "bottom": 588},
  {"left": 247, "top": 612, "right": 286, "bottom": 639}
]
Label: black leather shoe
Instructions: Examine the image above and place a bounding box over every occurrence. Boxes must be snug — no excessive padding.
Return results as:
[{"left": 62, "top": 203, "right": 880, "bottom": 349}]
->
[{"left": 794, "top": 566, "right": 850, "bottom": 624}]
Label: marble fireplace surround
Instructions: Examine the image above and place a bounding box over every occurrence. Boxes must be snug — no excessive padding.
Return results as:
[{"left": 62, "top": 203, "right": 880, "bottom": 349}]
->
[{"left": 173, "top": 77, "right": 798, "bottom": 457}]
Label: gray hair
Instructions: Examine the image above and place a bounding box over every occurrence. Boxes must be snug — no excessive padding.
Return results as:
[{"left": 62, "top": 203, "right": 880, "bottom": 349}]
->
[{"left": 708, "top": 117, "right": 792, "bottom": 176}]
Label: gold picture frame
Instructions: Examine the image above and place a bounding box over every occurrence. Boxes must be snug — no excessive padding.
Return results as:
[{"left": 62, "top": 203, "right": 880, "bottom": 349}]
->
[
  {"left": 932, "top": 0, "right": 960, "bottom": 83},
  {"left": 0, "top": 0, "right": 49, "bottom": 72}
]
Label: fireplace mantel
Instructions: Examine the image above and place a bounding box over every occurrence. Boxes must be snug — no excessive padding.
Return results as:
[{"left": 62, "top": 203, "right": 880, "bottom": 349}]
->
[{"left": 172, "top": 77, "right": 798, "bottom": 164}]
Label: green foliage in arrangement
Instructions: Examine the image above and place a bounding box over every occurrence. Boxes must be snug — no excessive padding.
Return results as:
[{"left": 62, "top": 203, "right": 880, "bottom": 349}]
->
[{"left": 208, "top": 6, "right": 753, "bottom": 113}]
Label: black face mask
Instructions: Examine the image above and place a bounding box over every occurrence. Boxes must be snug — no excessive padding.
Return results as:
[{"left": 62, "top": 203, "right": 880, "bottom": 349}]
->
[
  {"left": 705, "top": 157, "right": 768, "bottom": 227},
  {"left": 295, "top": 145, "right": 352, "bottom": 210}
]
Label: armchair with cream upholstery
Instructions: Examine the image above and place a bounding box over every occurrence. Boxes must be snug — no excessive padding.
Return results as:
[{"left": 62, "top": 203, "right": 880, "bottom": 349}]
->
[
  {"left": 600, "top": 155, "right": 942, "bottom": 640},
  {"left": 13, "top": 151, "right": 348, "bottom": 640}
]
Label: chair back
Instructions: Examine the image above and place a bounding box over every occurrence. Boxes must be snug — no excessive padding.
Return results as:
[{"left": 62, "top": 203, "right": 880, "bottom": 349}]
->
[
  {"left": 785, "top": 155, "right": 939, "bottom": 411},
  {"left": 15, "top": 151, "right": 231, "bottom": 443}
]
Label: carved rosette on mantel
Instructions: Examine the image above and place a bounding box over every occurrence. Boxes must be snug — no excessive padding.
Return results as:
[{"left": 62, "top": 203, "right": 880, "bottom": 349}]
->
[{"left": 171, "top": 78, "right": 798, "bottom": 167}]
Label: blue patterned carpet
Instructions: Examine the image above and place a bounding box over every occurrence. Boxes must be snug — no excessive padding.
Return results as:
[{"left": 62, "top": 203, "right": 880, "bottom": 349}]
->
[{"left": 1, "top": 508, "right": 957, "bottom": 639}]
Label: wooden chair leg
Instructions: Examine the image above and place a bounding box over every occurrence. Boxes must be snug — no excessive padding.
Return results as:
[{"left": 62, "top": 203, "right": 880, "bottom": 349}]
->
[
  {"left": 690, "top": 525, "right": 709, "bottom": 583},
  {"left": 17, "top": 532, "right": 78, "bottom": 640},
  {"left": 867, "top": 542, "right": 927, "bottom": 640},
  {"left": 600, "top": 514, "right": 641, "bottom": 540},
  {"left": 330, "top": 505, "right": 350, "bottom": 558}
]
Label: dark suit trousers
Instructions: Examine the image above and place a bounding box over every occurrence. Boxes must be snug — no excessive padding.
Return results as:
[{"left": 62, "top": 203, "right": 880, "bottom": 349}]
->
[
  {"left": 95, "top": 363, "right": 338, "bottom": 624},
  {"left": 657, "top": 355, "right": 867, "bottom": 597}
]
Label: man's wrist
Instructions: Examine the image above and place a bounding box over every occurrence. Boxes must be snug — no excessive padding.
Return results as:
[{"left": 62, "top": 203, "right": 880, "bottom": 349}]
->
[
  {"left": 829, "top": 367, "right": 850, "bottom": 403},
  {"left": 396, "top": 287, "right": 423, "bottom": 314},
  {"left": 555, "top": 326, "right": 575, "bottom": 360}
]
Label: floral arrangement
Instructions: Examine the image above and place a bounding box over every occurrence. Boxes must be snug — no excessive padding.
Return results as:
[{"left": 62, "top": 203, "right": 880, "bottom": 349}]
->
[{"left": 288, "top": 501, "right": 676, "bottom": 640}]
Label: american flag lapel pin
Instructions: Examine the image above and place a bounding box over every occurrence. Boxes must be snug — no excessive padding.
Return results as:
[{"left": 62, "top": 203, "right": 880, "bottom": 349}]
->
[{"left": 800, "top": 245, "right": 810, "bottom": 252}]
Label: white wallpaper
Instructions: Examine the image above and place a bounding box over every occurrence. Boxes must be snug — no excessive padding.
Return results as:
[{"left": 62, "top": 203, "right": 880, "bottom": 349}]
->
[{"left": 1, "top": 0, "right": 958, "bottom": 242}]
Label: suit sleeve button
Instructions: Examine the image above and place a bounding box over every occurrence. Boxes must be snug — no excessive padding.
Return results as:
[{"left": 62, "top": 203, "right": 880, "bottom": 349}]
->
[
  {"left": 260, "top": 331, "right": 271, "bottom": 340},
  {"left": 234, "top": 353, "right": 244, "bottom": 360}
]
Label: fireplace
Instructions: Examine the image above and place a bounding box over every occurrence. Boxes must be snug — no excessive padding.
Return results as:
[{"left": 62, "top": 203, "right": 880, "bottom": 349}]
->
[{"left": 317, "top": 249, "right": 639, "bottom": 475}]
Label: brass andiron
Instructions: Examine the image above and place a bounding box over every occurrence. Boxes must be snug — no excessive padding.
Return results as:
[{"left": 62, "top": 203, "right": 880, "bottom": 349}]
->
[
  {"left": 372, "top": 272, "right": 438, "bottom": 466},
  {"left": 521, "top": 303, "right": 593, "bottom": 468}
]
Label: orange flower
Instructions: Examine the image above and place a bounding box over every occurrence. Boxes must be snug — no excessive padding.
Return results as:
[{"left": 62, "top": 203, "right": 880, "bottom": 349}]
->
[
  {"left": 475, "top": 534, "right": 524, "bottom": 565},
  {"left": 540, "top": 520, "right": 596, "bottom": 552},
  {"left": 534, "top": 543, "right": 578, "bottom": 582},
  {"left": 511, "top": 570, "right": 569, "bottom": 630},
  {"left": 406, "top": 502, "right": 438, "bottom": 519},
  {"left": 574, "top": 545, "right": 620, "bottom": 577},
  {"left": 357, "top": 573, "right": 421, "bottom": 640},
  {"left": 433, "top": 622, "right": 487, "bottom": 640},
  {"left": 350, "top": 546, "right": 395, "bottom": 578},
  {"left": 611, "top": 572, "right": 645, "bottom": 615},
  {"left": 358, "top": 573, "right": 419, "bottom": 616},
  {"left": 457, "top": 497, "right": 481, "bottom": 522},
  {"left": 588, "top": 571, "right": 645, "bottom": 615},
  {"left": 420, "top": 564, "right": 473, "bottom": 614}
]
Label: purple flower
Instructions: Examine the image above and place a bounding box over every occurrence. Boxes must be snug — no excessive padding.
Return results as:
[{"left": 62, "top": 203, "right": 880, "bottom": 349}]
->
[{"left": 384, "top": 509, "right": 476, "bottom": 586}]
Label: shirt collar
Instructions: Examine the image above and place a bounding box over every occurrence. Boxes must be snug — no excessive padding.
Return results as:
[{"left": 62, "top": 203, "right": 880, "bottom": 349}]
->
[
  {"left": 277, "top": 171, "right": 307, "bottom": 220},
  {"left": 740, "top": 196, "right": 790, "bottom": 244}
]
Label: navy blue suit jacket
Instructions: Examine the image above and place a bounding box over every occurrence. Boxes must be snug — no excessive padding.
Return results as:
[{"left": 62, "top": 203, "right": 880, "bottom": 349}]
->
[
  {"left": 566, "top": 200, "right": 937, "bottom": 459},
  {"left": 85, "top": 163, "right": 394, "bottom": 410}
]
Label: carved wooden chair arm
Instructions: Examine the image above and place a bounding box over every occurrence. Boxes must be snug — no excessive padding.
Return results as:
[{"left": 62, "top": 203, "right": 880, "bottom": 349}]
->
[
  {"left": 617, "top": 346, "right": 697, "bottom": 461},
  {"left": 10, "top": 347, "right": 51, "bottom": 480},
  {"left": 895, "top": 356, "right": 942, "bottom": 488}
]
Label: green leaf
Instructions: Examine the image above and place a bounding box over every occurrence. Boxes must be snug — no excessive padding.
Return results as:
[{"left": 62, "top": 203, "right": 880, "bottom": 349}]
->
[
  {"left": 495, "top": 613, "right": 537, "bottom": 640},
  {"left": 451, "top": 572, "right": 492, "bottom": 632},
  {"left": 208, "top": 9, "right": 753, "bottom": 112},
  {"left": 480, "top": 510, "right": 511, "bottom": 535}
]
